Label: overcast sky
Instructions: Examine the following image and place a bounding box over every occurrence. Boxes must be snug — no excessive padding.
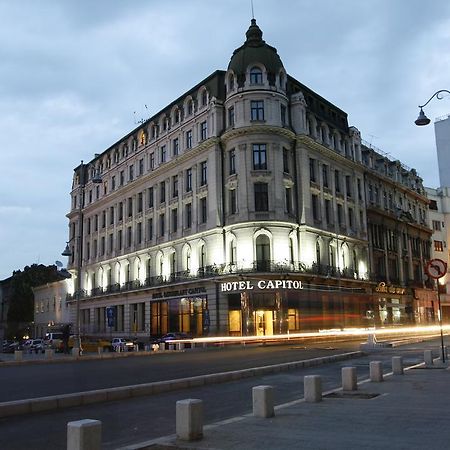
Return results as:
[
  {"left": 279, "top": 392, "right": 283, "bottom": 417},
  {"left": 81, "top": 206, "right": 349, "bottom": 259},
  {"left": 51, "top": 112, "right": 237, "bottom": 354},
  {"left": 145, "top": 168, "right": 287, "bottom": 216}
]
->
[{"left": 1, "top": 0, "right": 450, "bottom": 279}]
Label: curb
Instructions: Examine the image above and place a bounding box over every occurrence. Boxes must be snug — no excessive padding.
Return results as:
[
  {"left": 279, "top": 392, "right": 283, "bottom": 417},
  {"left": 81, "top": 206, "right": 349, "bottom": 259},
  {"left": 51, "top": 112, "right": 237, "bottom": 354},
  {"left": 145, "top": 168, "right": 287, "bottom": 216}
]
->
[{"left": 0, "top": 351, "right": 363, "bottom": 419}]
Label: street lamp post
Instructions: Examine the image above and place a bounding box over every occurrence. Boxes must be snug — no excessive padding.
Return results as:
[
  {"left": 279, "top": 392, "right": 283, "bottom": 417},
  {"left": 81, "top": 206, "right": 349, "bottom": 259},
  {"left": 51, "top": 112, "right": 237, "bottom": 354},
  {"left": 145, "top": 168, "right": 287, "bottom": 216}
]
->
[
  {"left": 415, "top": 90, "right": 450, "bottom": 126},
  {"left": 62, "top": 161, "right": 102, "bottom": 355}
]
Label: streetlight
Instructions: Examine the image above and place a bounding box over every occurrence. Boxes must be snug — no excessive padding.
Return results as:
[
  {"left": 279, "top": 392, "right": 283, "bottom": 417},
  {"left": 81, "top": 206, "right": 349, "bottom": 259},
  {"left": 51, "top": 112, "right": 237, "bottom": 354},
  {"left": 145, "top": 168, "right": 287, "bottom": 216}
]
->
[
  {"left": 415, "top": 90, "right": 450, "bottom": 126},
  {"left": 62, "top": 160, "right": 102, "bottom": 355}
]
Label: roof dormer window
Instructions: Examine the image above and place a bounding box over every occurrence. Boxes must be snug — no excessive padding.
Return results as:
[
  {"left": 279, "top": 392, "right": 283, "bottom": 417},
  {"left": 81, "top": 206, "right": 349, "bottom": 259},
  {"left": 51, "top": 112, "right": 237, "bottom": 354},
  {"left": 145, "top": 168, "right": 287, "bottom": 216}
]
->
[{"left": 250, "top": 66, "right": 263, "bottom": 84}]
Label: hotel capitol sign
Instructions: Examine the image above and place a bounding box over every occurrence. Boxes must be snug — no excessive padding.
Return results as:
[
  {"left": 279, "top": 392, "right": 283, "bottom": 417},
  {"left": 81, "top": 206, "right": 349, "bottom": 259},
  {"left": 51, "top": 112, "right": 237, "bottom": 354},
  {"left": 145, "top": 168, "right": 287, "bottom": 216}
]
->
[{"left": 221, "top": 279, "right": 303, "bottom": 292}]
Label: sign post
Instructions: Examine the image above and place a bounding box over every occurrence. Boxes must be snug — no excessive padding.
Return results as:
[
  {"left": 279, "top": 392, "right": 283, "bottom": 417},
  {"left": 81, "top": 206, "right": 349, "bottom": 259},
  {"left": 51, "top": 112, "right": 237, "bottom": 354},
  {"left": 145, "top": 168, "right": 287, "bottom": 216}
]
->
[{"left": 425, "top": 259, "right": 447, "bottom": 363}]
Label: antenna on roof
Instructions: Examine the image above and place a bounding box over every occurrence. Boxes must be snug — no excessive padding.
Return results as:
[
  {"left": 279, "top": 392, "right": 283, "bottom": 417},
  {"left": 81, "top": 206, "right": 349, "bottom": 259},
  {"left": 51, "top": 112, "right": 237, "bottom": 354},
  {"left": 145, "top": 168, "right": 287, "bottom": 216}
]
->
[{"left": 251, "top": 0, "right": 255, "bottom": 19}]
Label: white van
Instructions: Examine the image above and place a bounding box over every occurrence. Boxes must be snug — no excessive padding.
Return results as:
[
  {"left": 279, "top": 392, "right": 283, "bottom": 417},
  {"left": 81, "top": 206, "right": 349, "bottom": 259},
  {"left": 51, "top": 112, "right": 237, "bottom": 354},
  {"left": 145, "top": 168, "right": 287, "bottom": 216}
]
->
[{"left": 44, "top": 332, "right": 63, "bottom": 351}]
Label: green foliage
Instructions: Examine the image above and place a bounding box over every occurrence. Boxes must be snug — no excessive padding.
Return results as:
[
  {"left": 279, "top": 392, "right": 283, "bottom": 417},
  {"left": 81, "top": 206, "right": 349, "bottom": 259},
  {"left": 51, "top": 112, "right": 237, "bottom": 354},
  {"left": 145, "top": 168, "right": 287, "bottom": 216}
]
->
[{"left": 6, "top": 264, "right": 61, "bottom": 338}]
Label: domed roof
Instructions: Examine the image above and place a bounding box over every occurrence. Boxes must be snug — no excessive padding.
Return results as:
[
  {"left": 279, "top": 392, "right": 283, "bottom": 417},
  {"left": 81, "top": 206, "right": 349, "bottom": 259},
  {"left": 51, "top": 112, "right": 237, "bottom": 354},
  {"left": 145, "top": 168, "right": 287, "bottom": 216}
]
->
[{"left": 228, "top": 19, "right": 284, "bottom": 84}]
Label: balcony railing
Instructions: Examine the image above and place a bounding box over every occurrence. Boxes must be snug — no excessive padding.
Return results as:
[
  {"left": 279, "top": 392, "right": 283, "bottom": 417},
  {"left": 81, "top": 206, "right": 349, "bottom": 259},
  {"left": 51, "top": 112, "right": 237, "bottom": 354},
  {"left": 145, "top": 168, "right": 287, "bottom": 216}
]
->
[{"left": 66, "top": 260, "right": 369, "bottom": 301}]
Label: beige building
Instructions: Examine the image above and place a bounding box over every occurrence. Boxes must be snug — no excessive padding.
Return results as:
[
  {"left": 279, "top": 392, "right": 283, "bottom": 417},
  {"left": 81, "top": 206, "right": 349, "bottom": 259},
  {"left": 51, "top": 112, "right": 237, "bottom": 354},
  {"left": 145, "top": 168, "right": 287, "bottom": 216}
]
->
[{"left": 64, "top": 20, "right": 432, "bottom": 339}]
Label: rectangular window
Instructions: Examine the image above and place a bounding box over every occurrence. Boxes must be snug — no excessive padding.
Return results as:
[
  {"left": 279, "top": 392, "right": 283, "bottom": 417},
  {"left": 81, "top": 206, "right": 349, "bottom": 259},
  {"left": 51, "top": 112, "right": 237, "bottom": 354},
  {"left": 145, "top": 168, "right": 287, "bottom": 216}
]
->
[
  {"left": 100, "top": 236, "right": 105, "bottom": 256},
  {"left": 200, "top": 197, "right": 207, "bottom": 223},
  {"left": 254, "top": 183, "right": 268, "bottom": 212},
  {"left": 250, "top": 100, "right": 264, "bottom": 121},
  {"left": 148, "top": 187, "right": 154, "bottom": 208},
  {"left": 111, "top": 176, "right": 116, "bottom": 191},
  {"left": 160, "top": 181, "right": 166, "bottom": 203},
  {"left": 149, "top": 152, "right": 155, "bottom": 170},
  {"left": 147, "top": 218, "right": 153, "bottom": 241},
  {"left": 172, "top": 208, "right": 178, "bottom": 232},
  {"left": 335, "top": 170, "right": 341, "bottom": 193},
  {"left": 253, "top": 143, "right": 267, "bottom": 170},
  {"left": 200, "top": 161, "right": 207, "bottom": 186},
  {"left": 109, "top": 206, "right": 114, "bottom": 225},
  {"left": 159, "top": 213, "right": 165, "bottom": 237},
  {"left": 337, "top": 204, "right": 344, "bottom": 226},
  {"left": 172, "top": 175, "right": 178, "bottom": 198},
  {"left": 434, "top": 240, "right": 444, "bottom": 252},
  {"left": 139, "top": 158, "right": 144, "bottom": 176},
  {"left": 118, "top": 230, "right": 123, "bottom": 250},
  {"left": 127, "top": 197, "right": 133, "bottom": 217},
  {"left": 281, "top": 104, "right": 287, "bottom": 126},
  {"left": 108, "top": 233, "right": 114, "bottom": 253},
  {"left": 230, "top": 189, "right": 237, "bottom": 215},
  {"left": 160, "top": 145, "right": 166, "bottom": 163},
  {"left": 173, "top": 138, "right": 179, "bottom": 156},
  {"left": 228, "top": 106, "right": 235, "bottom": 127},
  {"left": 129, "top": 165, "right": 134, "bottom": 182},
  {"left": 137, "top": 222, "right": 142, "bottom": 244},
  {"left": 127, "top": 226, "right": 132, "bottom": 247},
  {"left": 120, "top": 171, "right": 124, "bottom": 186},
  {"left": 309, "top": 158, "right": 317, "bottom": 183},
  {"left": 118, "top": 202, "right": 123, "bottom": 221},
  {"left": 285, "top": 187, "right": 292, "bottom": 214},
  {"left": 94, "top": 215, "right": 98, "bottom": 232},
  {"left": 433, "top": 220, "right": 442, "bottom": 231},
  {"left": 186, "top": 130, "right": 192, "bottom": 149},
  {"left": 101, "top": 210, "right": 106, "bottom": 228},
  {"left": 185, "top": 203, "right": 192, "bottom": 228},
  {"left": 229, "top": 149, "right": 236, "bottom": 175},
  {"left": 283, "top": 148, "right": 290, "bottom": 174},
  {"left": 186, "top": 168, "right": 192, "bottom": 192},
  {"left": 357, "top": 178, "right": 362, "bottom": 201},
  {"left": 325, "top": 199, "right": 332, "bottom": 224},
  {"left": 322, "top": 164, "right": 329, "bottom": 188},
  {"left": 348, "top": 207, "right": 354, "bottom": 228},
  {"left": 200, "top": 121, "right": 207, "bottom": 140},
  {"left": 311, "top": 194, "right": 320, "bottom": 221},
  {"left": 345, "top": 175, "right": 352, "bottom": 198},
  {"left": 137, "top": 192, "right": 143, "bottom": 213}
]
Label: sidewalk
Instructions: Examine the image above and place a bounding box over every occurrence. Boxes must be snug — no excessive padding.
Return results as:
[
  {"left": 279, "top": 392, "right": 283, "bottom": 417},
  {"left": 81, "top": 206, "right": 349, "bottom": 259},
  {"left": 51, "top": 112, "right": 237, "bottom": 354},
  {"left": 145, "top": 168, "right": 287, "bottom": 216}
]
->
[{"left": 130, "top": 360, "right": 450, "bottom": 450}]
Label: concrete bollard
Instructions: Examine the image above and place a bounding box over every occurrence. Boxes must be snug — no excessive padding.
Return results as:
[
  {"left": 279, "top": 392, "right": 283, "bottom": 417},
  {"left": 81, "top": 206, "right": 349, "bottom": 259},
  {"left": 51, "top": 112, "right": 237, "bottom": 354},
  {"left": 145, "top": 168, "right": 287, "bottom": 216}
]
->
[
  {"left": 176, "top": 399, "right": 203, "bottom": 441},
  {"left": 392, "top": 356, "right": 403, "bottom": 375},
  {"left": 72, "top": 347, "right": 80, "bottom": 357},
  {"left": 67, "top": 419, "right": 101, "bottom": 450},
  {"left": 304, "top": 375, "right": 322, "bottom": 402},
  {"left": 342, "top": 367, "right": 357, "bottom": 391},
  {"left": 45, "top": 349, "right": 54, "bottom": 359},
  {"left": 370, "top": 361, "right": 383, "bottom": 382},
  {"left": 14, "top": 350, "right": 23, "bottom": 361},
  {"left": 252, "top": 385, "right": 274, "bottom": 418},
  {"left": 159, "top": 342, "right": 165, "bottom": 351},
  {"left": 424, "top": 350, "right": 433, "bottom": 366},
  {"left": 177, "top": 342, "right": 185, "bottom": 351}
]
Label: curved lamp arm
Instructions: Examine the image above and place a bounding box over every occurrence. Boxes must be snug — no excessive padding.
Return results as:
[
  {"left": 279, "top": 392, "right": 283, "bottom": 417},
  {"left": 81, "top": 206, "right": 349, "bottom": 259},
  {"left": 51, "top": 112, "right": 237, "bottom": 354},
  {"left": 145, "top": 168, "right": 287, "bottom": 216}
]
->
[{"left": 418, "top": 90, "right": 450, "bottom": 108}]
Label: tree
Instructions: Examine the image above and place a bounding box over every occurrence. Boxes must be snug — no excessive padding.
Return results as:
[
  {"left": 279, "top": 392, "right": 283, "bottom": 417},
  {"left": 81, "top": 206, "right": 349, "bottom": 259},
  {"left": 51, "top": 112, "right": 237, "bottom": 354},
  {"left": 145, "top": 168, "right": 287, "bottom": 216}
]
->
[{"left": 6, "top": 264, "right": 61, "bottom": 339}]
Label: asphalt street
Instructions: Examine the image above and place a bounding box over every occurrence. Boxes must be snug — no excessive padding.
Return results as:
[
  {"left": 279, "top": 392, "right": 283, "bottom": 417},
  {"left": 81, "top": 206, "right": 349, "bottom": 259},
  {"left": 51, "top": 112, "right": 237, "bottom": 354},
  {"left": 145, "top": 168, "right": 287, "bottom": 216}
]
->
[
  {"left": 0, "top": 339, "right": 438, "bottom": 450},
  {"left": 0, "top": 340, "right": 362, "bottom": 402}
]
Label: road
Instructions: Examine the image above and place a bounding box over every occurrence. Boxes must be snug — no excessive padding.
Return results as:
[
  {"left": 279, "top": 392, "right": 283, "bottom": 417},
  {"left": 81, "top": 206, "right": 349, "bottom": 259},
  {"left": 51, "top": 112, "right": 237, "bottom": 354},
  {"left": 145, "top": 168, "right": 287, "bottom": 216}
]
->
[
  {"left": 0, "top": 340, "right": 362, "bottom": 402},
  {"left": 0, "top": 338, "right": 442, "bottom": 450}
]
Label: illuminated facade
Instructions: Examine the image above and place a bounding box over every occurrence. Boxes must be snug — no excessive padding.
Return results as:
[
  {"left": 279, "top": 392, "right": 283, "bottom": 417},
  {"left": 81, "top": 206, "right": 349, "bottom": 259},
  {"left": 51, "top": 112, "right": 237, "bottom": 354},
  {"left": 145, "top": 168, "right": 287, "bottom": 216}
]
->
[{"left": 64, "top": 20, "right": 432, "bottom": 339}]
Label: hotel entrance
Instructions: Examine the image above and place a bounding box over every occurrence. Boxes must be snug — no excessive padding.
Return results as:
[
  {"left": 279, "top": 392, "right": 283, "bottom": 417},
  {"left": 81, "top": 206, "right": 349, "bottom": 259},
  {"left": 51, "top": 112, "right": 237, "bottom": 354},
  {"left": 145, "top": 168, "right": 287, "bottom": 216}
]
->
[{"left": 254, "top": 310, "right": 274, "bottom": 336}]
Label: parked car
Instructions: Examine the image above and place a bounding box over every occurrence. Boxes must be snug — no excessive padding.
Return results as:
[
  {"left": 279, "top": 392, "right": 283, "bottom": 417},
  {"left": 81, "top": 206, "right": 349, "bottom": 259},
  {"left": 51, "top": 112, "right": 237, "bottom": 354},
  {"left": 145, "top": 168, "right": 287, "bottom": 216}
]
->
[
  {"left": 43, "top": 332, "right": 63, "bottom": 351},
  {"left": 30, "top": 339, "right": 45, "bottom": 354},
  {"left": 111, "top": 338, "right": 135, "bottom": 352},
  {"left": 4, "top": 341, "right": 22, "bottom": 353},
  {"left": 160, "top": 332, "right": 192, "bottom": 342}
]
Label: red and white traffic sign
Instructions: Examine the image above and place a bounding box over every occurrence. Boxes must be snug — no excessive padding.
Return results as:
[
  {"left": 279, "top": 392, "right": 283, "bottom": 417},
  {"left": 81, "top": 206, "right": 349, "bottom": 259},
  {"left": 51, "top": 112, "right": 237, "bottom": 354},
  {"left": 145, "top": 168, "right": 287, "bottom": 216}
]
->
[{"left": 426, "top": 259, "right": 447, "bottom": 279}]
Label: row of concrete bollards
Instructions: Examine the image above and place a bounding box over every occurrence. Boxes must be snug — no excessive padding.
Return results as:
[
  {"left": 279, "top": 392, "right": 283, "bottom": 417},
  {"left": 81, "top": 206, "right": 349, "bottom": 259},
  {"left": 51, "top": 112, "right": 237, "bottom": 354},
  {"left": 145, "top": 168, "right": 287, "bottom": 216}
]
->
[{"left": 65, "top": 350, "right": 441, "bottom": 449}]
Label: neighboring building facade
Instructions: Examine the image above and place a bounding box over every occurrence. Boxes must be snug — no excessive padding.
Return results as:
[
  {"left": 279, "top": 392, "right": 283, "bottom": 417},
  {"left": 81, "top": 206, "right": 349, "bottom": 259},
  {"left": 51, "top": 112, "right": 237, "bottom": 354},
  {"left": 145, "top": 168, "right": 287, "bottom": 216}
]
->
[
  {"left": 0, "top": 277, "right": 12, "bottom": 341},
  {"left": 64, "top": 20, "right": 433, "bottom": 339},
  {"left": 33, "top": 279, "right": 71, "bottom": 338},
  {"left": 435, "top": 115, "right": 450, "bottom": 187}
]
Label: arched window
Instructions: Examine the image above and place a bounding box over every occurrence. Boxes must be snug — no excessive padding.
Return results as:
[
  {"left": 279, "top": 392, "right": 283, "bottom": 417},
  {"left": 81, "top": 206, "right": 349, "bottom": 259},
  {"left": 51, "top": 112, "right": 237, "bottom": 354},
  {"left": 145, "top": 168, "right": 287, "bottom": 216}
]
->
[
  {"left": 229, "top": 74, "right": 235, "bottom": 91},
  {"left": 329, "top": 245, "right": 335, "bottom": 268},
  {"left": 146, "top": 258, "right": 151, "bottom": 280},
  {"left": 289, "top": 237, "right": 294, "bottom": 265},
  {"left": 201, "top": 90, "right": 208, "bottom": 107},
  {"left": 187, "top": 100, "right": 193, "bottom": 115},
  {"left": 170, "top": 252, "right": 176, "bottom": 275},
  {"left": 316, "top": 241, "right": 321, "bottom": 266},
  {"left": 230, "top": 240, "right": 237, "bottom": 265},
  {"left": 186, "top": 248, "right": 191, "bottom": 272},
  {"left": 250, "top": 66, "right": 263, "bottom": 84},
  {"left": 199, "top": 244, "right": 206, "bottom": 268},
  {"left": 255, "top": 235, "right": 270, "bottom": 271},
  {"left": 353, "top": 250, "right": 358, "bottom": 276}
]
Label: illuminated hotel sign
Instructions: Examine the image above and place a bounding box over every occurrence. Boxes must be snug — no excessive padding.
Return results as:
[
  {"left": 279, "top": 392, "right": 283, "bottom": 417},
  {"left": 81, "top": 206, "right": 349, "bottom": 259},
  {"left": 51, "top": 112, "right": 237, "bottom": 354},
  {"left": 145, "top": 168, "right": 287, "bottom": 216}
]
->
[
  {"left": 221, "top": 279, "right": 303, "bottom": 292},
  {"left": 375, "top": 282, "right": 405, "bottom": 295}
]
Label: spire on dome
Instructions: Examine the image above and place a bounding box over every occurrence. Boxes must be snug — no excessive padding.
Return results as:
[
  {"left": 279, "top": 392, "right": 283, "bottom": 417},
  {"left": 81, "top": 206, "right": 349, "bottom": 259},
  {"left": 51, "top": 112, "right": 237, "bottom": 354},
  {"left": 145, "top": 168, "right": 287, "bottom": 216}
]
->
[{"left": 245, "top": 19, "right": 264, "bottom": 47}]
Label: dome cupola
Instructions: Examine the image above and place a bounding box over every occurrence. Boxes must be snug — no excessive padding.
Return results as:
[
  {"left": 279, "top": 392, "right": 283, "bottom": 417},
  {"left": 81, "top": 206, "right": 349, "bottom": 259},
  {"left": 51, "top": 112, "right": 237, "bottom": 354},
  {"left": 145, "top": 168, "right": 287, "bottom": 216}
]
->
[{"left": 228, "top": 19, "right": 284, "bottom": 87}]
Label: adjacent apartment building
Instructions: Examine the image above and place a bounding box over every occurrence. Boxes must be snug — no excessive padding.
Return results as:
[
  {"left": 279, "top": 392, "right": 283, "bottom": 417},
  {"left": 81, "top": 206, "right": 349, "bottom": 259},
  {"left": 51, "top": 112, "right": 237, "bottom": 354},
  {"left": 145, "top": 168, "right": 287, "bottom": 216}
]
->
[{"left": 64, "top": 20, "right": 434, "bottom": 340}]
